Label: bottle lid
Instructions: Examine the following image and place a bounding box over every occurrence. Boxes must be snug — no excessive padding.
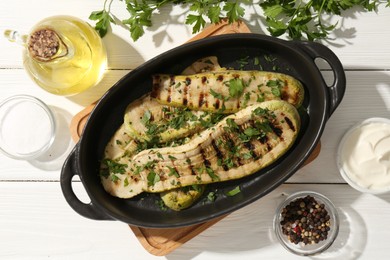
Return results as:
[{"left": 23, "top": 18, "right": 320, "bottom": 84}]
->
[{"left": 0, "top": 95, "right": 56, "bottom": 160}]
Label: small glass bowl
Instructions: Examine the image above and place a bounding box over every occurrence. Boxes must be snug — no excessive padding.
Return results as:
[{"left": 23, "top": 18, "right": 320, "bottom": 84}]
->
[
  {"left": 0, "top": 95, "right": 56, "bottom": 160},
  {"left": 337, "top": 117, "right": 390, "bottom": 194},
  {"left": 273, "top": 191, "right": 339, "bottom": 256}
]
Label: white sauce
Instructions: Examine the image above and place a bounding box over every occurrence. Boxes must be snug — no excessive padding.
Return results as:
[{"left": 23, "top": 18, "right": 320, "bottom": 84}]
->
[{"left": 340, "top": 120, "right": 390, "bottom": 191}]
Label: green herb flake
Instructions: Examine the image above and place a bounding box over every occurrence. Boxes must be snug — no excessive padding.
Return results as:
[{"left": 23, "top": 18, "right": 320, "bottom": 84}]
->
[
  {"left": 147, "top": 171, "right": 160, "bottom": 186},
  {"left": 156, "top": 152, "right": 164, "bottom": 160},
  {"left": 243, "top": 152, "right": 253, "bottom": 160},
  {"left": 226, "top": 186, "right": 241, "bottom": 196},
  {"left": 226, "top": 78, "right": 245, "bottom": 98},
  {"left": 111, "top": 174, "right": 119, "bottom": 182},
  {"left": 243, "top": 92, "right": 251, "bottom": 107},
  {"left": 254, "top": 56, "right": 260, "bottom": 66},
  {"left": 237, "top": 56, "right": 250, "bottom": 69},
  {"left": 206, "top": 167, "right": 220, "bottom": 181},
  {"left": 244, "top": 127, "right": 261, "bottom": 137},
  {"left": 167, "top": 166, "right": 180, "bottom": 178},
  {"left": 141, "top": 110, "right": 152, "bottom": 125},
  {"left": 168, "top": 155, "right": 177, "bottom": 161},
  {"left": 101, "top": 159, "right": 127, "bottom": 175},
  {"left": 226, "top": 118, "right": 239, "bottom": 131},
  {"left": 207, "top": 191, "right": 217, "bottom": 202},
  {"left": 155, "top": 199, "right": 168, "bottom": 211},
  {"left": 124, "top": 177, "right": 129, "bottom": 187},
  {"left": 210, "top": 89, "right": 228, "bottom": 101}
]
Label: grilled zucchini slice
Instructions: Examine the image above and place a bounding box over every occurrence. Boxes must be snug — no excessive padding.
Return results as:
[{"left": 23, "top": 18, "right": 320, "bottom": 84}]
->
[
  {"left": 116, "top": 100, "right": 300, "bottom": 198},
  {"left": 160, "top": 185, "right": 205, "bottom": 211},
  {"left": 101, "top": 56, "right": 223, "bottom": 203},
  {"left": 151, "top": 70, "right": 304, "bottom": 113},
  {"left": 123, "top": 56, "right": 224, "bottom": 143},
  {"left": 123, "top": 94, "right": 210, "bottom": 143}
]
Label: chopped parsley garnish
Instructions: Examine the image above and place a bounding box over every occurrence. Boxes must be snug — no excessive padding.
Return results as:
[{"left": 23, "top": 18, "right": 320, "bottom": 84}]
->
[
  {"left": 156, "top": 152, "right": 164, "bottom": 160},
  {"left": 206, "top": 167, "right": 220, "bottom": 181},
  {"left": 111, "top": 174, "right": 120, "bottom": 182},
  {"left": 141, "top": 110, "right": 152, "bottom": 125},
  {"left": 206, "top": 191, "right": 217, "bottom": 202},
  {"left": 124, "top": 177, "right": 129, "bottom": 187},
  {"left": 100, "top": 158, "right": 127, "bottom": 180},
  {"left": 210, "top": 89, "right": 229, "bottom": 101},
  {"left": 237, "top": 56, "right": 250, "bottom": 69},
  {"left": 155, "top": 199, "right": 168, "bottom": 211},
  {"left": 267, "top": 79, "right": 284, "bottom": 97},
  {"left": 167, "top": 166, "right": 180, "bottom": 178},
  {"left": 226, "top": 118, "right": 239, "bottom": 131},
  {"left": 244, "top": 127, "right": 261, "bottom": 137},
  {"left": 226, "top": 186, "right": 241, "bottom": 196},
  {"left": 147, "top": 170, "right": 160, "bottom": 186},
  {"left": 226, "top": 78, "right": 245, "bottom": 98},
  {"left": 168, "top": 155, "right": 177, "bottom": 161},
  {"left": 264, "top": 54, "right": 277, "bottom": 63}
]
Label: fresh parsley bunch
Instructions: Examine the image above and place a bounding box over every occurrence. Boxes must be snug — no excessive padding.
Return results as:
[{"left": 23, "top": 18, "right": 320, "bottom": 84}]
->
[
  {"left": 260, "top": 0, "right": 390, "bottom": 41},
  {"left": 90, "top": 0, "right": 390, "bottom": 41}
]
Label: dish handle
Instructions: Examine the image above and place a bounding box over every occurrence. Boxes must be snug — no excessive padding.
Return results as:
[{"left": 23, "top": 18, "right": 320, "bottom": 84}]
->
[
  {"left": 60, "top": 146, "right": 113, "bottom": 221},
  {"left": 295, "top": 41, "right": 346, "bottom": 117}
]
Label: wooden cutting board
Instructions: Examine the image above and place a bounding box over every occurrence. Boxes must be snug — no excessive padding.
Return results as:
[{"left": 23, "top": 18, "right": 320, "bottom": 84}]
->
[{"left": 69, "top": 19, "right": 321, "bottom": 256}]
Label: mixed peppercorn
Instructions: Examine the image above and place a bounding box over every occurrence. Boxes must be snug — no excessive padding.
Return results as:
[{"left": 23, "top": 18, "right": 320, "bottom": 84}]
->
[{"left": 280, "top": 195, "right": 331, "bottom": 245}]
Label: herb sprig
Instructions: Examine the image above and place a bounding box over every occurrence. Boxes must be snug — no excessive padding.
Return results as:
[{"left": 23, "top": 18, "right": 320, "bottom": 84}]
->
[
  {"left": 260, "top": 0, "right": 390, "bottom": 41},
  {"left": 90, "top": 0, "right": 390, "bottom": 42}
]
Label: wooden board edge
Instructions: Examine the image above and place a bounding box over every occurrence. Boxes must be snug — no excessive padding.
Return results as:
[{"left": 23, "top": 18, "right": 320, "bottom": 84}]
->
[{"left": 129, "top": 215, "right": 226, "bottom": 256}]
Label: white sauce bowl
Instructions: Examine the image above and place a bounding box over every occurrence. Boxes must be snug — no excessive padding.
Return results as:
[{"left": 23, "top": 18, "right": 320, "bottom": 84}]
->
[{"left": 337, "top": 117, "right": 390, "bottom": 194}]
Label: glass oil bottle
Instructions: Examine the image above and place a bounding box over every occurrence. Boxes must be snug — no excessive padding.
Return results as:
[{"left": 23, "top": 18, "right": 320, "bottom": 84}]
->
[{"left": 5, "top": 15, "right": 107, "bottom": 96}]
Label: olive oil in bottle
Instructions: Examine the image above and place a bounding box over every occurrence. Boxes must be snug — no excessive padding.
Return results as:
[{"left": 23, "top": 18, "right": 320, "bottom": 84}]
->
[{"left": 22, "top": 15, "right": 107, "bottom": 96}]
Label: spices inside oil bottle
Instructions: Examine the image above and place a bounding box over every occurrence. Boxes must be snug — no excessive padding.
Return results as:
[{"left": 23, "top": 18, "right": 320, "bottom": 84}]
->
[{"left": 22, "top": 15, "right": 107, "bottom": 96}]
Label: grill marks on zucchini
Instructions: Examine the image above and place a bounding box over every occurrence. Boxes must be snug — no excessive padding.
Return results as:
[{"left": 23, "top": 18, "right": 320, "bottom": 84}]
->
[
  {"left": 101, "top": 57, "right": 305, "bottom": 208},
  {"left": 151, "top": 70, "right": 304, "bottom": 113},
  {"left": 101, "top": 56, "right": 225, "bottom": 200},
  {"left": 124, "top": 94, "right": 216, "bottom": 143},
  {"left": 121, "top": 100, "right": 300, "bottom": 197}
]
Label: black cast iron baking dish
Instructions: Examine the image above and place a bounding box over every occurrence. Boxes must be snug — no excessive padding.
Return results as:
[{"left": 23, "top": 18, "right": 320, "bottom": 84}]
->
[{"left": 61, "top": 34, "right": 346, "bottom": 228}]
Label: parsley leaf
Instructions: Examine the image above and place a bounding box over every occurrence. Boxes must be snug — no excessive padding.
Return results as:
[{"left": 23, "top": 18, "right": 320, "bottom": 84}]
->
[
  {"left": 223, "top": 1, "right": 245, "bottom": 23},
  {"left": 244, "top": 127, "right": 261, "bottom": 137},
  {"left": 101, "top": 158, "right": 127, "bottom": 179},
  {"left": 147, "top": 170, "right": 160, "bottom": 186},
  {"left": 210, "top": 89, "right": 229, "bottom": 101},
  {"left": 208, "top": 5, "right": 222, "bottom": 23},
  {"left": 90, "top": 0, "right": 390, "bottom": 42},
  {"left": 226, "top": 78, "right": 245, "bottom": 98},
  {"left": 186, "top": 14, "right": 206, "bottom": 34},
  {"left": 89, "top": 10, "right": 114, "bottom": 37}
]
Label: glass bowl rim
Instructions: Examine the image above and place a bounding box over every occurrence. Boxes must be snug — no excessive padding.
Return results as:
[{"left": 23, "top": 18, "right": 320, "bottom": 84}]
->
[
  {"left": 0, "top": 94, "right": 56, "bottom": 160},
  {"left": 273, "top": 190, "right": 340, "bottom": 256},
  {"left": 336, "top": 117, "right": 390, "bottom": 194}
]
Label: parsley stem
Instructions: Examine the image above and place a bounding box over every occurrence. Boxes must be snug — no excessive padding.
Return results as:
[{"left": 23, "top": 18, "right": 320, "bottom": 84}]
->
[{"left": 103, "top": 0, "right": 113, "bottom": 12}]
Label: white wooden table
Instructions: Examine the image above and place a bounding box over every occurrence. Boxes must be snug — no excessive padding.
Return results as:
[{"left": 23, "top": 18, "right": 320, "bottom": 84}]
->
[{"left": 1, "top": 1, "right": 390, "bottom": 259}]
